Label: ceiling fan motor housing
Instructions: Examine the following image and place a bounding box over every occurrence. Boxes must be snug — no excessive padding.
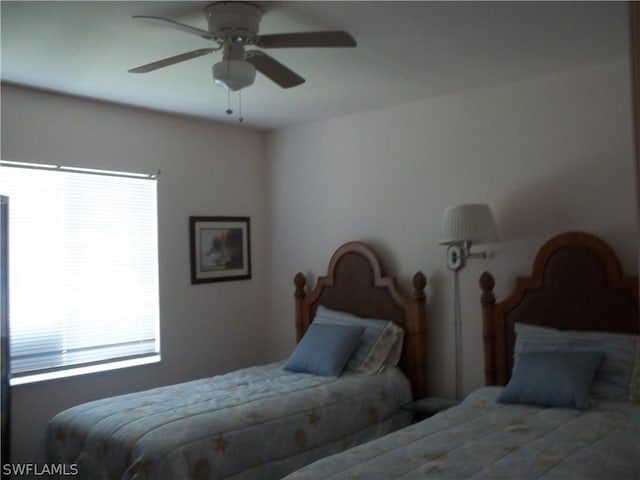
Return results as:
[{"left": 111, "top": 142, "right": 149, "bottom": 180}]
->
[{"left": 206, "top": 2, "right": 264, "bottom": 40}]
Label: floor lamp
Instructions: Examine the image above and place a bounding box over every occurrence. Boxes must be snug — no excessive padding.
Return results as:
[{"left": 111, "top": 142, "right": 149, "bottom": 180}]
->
[{"left": 438, "top": 204, "right": 499, "bottom": 399}]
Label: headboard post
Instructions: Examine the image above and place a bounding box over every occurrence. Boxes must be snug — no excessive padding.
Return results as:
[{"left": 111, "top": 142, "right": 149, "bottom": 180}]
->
[
  {"left": 408, "top": 272, "right": 428, "bottom": 398},
  {"left": 293, "top": 272, "right": 307, "bottom": 342},
  {"left": 479, "top": 271, "right": 497, "bottom": 386}
]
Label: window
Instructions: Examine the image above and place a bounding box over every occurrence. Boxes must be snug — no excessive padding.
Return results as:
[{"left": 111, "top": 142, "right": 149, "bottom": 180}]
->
[{"left": 0, "top": 161, "right": 160, "bottom": 384}]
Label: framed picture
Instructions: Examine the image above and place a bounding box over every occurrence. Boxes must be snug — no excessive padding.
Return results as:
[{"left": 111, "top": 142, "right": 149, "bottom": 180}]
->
[{"left": 189, "top": 216, "right": 251, "bottom": 284}]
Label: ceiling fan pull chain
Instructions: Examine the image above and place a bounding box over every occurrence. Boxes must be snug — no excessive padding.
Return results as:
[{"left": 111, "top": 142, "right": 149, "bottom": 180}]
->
[
  {"left": 225, "top": 53, "right": 233, "bottom": 115},
  {"left": 226, "top": 87, "right": 233, "bottom": 115},
  {"left": 238, "top": 90, "right": 244, "bottom": 123}
]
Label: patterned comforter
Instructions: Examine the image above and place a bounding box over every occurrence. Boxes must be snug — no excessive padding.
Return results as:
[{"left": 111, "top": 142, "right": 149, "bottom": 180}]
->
[
  {"left": 283, "top": 387, "right": 640, "bottom": 479},
  {"left": 47, "top": 362, "right": 412, "bottom": 480}
]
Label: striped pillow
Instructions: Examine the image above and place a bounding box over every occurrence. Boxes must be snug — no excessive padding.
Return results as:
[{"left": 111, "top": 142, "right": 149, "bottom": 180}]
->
[
  {"left": 514, "top": 322, "right": 638, "bottom": 402},
  {"left": 313, "top": 306, "right": 404, "bottom": 374}
]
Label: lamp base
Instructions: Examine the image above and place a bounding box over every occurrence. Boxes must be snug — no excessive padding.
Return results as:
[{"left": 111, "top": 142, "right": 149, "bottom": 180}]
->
[
  {"left": 446, "top": 243, "right": 488, "bottom": 271},
  {"left": 446, "top": 245, "right": 463, "bottom": 270}
]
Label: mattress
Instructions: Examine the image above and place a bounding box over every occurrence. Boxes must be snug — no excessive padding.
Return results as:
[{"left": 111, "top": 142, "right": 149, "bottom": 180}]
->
[
  {"left": 283, "top": 386, "right": 640, "bottom": 479},
  {"left": 47, "top": 362, "right": 412, "bottom": 479}
]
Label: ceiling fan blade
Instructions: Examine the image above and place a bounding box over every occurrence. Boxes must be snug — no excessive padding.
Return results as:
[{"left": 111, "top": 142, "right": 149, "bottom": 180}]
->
[
  {"left": 128, "top": 48, "right": 214, "bottom": 73},
  {"left": 133, "top": 15, "right": 213, "bottom": 40},
  {"left": 246, "top": 51, "right": 305, "bottom": 88},
  {"left": 255, "top": 31, "right": 356, "bottom": 48}
]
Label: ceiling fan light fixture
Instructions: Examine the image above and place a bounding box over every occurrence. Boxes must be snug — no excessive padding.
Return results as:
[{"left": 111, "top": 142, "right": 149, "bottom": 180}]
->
[{"left": 212, "top": 59, "right": 256, "bottom": 91}]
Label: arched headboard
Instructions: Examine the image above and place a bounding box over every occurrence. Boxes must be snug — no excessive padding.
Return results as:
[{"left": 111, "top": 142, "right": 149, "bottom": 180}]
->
[
  {"left": 294, "top": 241, "right": 428, "bottom": 398},
  {"left": 480, "top": 231, "right": 639, "bottom": 386}
]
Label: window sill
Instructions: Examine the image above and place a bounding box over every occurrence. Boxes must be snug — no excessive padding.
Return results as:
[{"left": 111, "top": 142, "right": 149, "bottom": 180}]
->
[{"left": 9, "top": 355, "right": 161, "bottom": 386}]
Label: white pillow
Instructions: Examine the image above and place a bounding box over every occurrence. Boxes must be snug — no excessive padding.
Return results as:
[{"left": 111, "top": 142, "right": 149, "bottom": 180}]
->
[{"left": 313, "top": 306, "right": 404, "bottom": 374}]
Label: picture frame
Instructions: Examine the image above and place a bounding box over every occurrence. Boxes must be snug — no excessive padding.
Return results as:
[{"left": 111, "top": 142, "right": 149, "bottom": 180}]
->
[{"left": 189, "top": 216, "right": 251, "bottom": 284}]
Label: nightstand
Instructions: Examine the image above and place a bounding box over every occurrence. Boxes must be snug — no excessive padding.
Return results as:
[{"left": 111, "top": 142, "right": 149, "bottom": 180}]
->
[{"left": 400, "top": 396, "right": 459, "bottom": 422}]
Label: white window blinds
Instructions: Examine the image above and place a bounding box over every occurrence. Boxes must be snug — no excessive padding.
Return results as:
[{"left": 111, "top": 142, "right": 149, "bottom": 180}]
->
[{"left": 0, "top": 162, "right": 160, "bottom": 382}]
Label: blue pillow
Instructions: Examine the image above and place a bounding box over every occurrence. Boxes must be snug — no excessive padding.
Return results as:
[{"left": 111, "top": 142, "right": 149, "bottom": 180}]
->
[
  {"left": 313, "top": 306, "right": 405, "bottom": 373},
  {"left": 498, "top": 352, "right": 602, "bottom": 409},
  {"left": 284, "top": 323, "right": 365, "bottom": 376},
  {"left": 513, "top": 322, "right": 638, "bottom": 401}
]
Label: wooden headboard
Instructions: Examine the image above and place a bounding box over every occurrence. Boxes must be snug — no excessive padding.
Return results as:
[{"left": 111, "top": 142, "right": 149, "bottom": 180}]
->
[
  {"left": 294, "top": 241, "right": 428, "bottom": 398},
  {"left": 480, "top": 231, "right": 639, "bottom": 386}
]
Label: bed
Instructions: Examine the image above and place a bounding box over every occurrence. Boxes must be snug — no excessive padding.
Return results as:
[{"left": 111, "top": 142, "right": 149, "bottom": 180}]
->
[
  {"left": 46, "top": 241, "right": 428, "bottom": 480},
  {"left": 283, "top": 231, "right": 640, "bottom": 479}
]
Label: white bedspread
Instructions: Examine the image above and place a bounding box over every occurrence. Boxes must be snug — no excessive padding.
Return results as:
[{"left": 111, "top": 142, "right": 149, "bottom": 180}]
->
[
  {"left": 283, "top": 386, "right": 640, "bottom": 479},
  {"left": 47, "top": 362, "right": 411, "bottom": 479}
]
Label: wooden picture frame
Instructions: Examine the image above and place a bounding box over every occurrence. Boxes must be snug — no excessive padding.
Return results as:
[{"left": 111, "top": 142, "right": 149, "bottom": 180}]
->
[{"left": 189, "top": 216, "right": 251, "bottom": 284}]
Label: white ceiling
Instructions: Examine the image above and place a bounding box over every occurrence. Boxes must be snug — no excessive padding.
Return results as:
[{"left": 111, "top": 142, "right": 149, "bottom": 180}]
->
[{"left": 1, "top": 1, "right": 629, "bottom": 131}]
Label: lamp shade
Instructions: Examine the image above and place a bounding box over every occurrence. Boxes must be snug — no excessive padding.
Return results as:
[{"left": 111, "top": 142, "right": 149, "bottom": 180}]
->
[{"left": 438, "top": 204, "right": 499, "bottom": 245}]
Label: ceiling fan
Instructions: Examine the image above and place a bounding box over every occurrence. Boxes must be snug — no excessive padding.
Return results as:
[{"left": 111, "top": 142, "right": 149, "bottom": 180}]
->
[{"left": 128, "top": 1, "right": 357, "bottom": 92}]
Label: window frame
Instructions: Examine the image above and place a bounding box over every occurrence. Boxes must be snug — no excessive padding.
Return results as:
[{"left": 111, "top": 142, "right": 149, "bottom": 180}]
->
[{"left": 0, "top": 161, "right": 161, "bottom": 385}]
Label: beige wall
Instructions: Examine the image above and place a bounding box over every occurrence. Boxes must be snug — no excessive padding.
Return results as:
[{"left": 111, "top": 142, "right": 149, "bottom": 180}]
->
[
  {"left": 264, "top": 58, "right": 638, "bottom": 398},
  {"left": 1, "top": 84, "right": 268, "bottom": 463}
]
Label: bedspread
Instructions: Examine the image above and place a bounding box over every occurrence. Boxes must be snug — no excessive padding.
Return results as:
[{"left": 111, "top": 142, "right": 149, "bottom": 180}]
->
[
  {"left": 47, "top": 362, "right": 411, "bottom": 480},
  {"left": 283, "top": 387, "right": 640, "bottom": 479}
]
